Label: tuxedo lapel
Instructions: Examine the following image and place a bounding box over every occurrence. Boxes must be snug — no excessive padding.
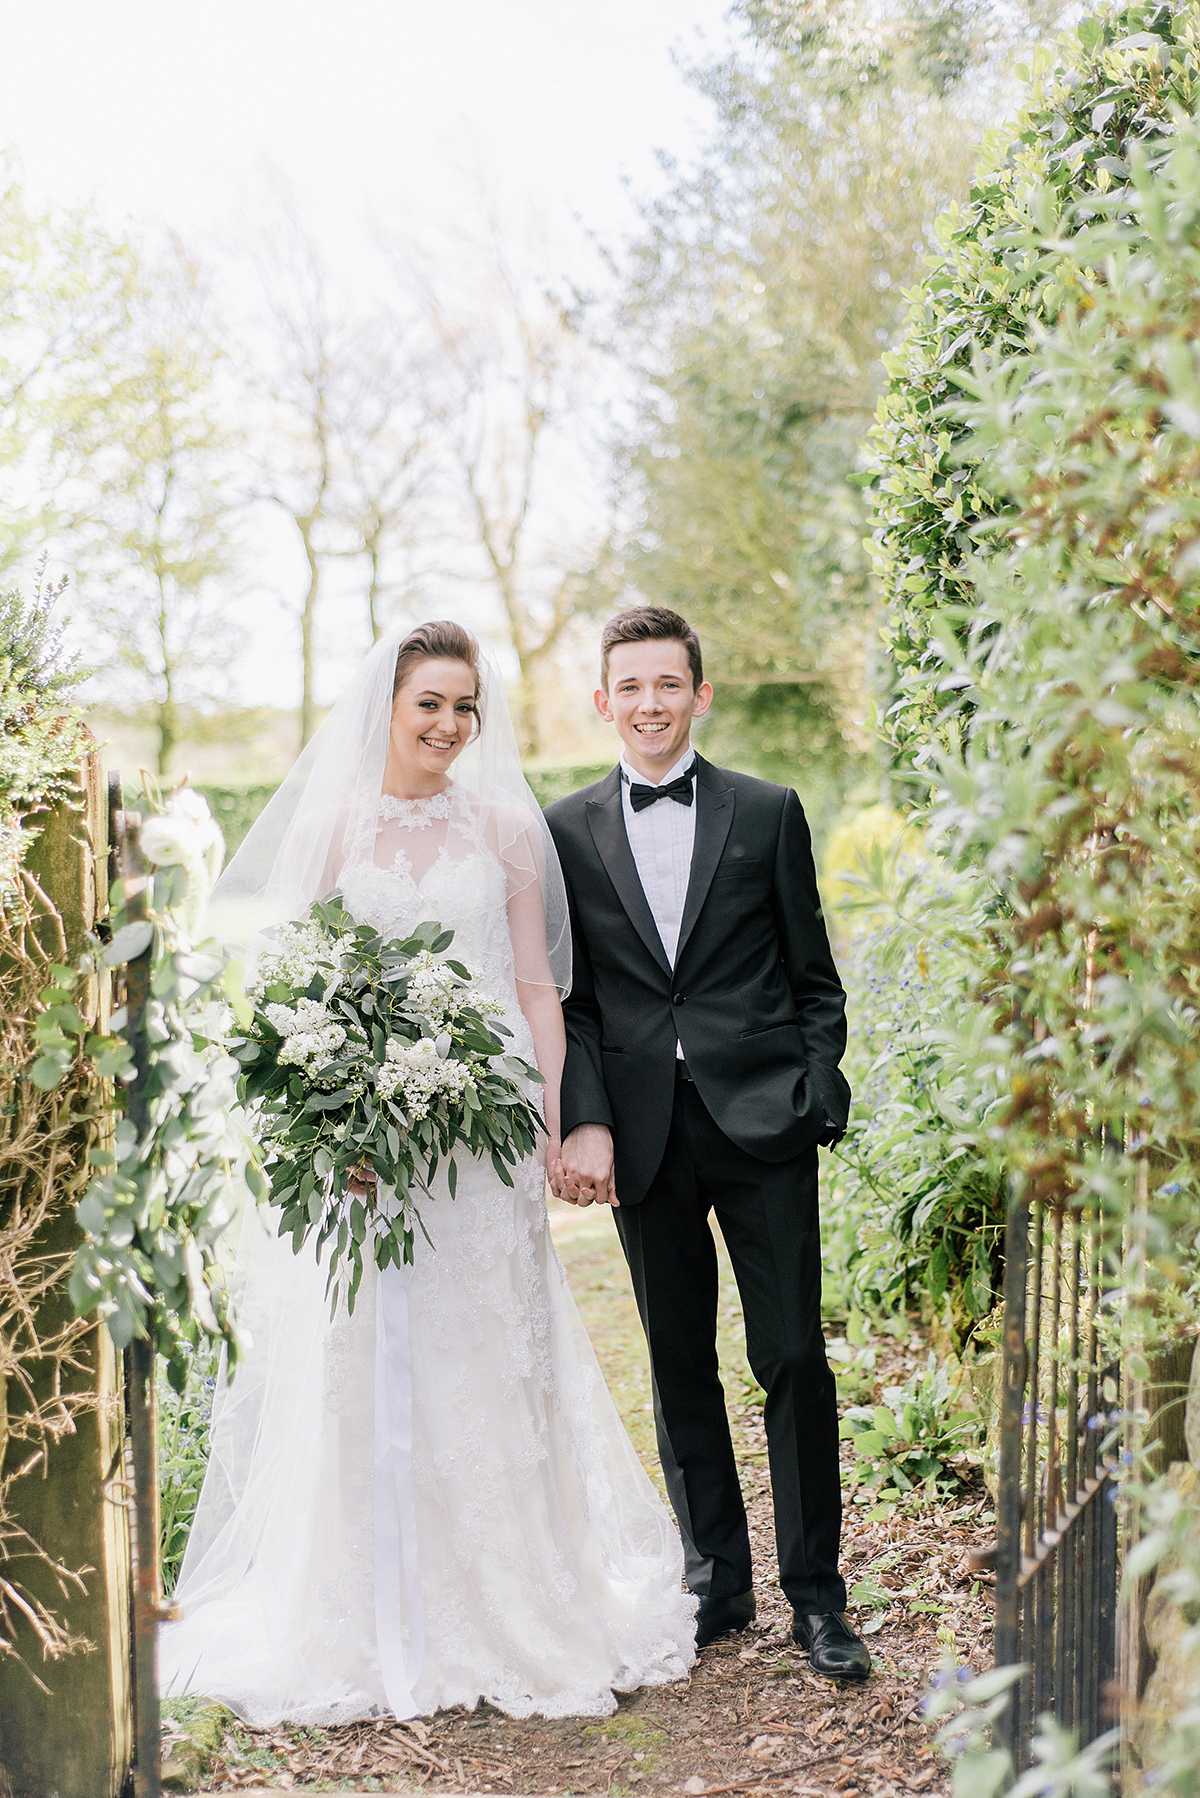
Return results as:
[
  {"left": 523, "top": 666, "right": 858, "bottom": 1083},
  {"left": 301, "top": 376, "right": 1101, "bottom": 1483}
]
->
[
  {"left": 585, "top": 770, "right": 673, "bottom": 979},
  {"left": 674, "top": 757, "right": 734, "bottom": 969}
]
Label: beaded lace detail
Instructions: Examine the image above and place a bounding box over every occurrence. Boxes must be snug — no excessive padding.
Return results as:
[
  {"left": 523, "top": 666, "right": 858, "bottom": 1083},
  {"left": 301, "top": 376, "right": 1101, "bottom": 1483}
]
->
[{"left": 378, "top": 790, "right": 452, "bottom": 829}]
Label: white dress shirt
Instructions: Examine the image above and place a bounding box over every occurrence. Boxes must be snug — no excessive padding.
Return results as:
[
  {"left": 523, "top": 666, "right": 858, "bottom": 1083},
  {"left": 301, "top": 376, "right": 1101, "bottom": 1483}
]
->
[{"left": 620, "top": 747, "right": 697, "bottom": 1067}]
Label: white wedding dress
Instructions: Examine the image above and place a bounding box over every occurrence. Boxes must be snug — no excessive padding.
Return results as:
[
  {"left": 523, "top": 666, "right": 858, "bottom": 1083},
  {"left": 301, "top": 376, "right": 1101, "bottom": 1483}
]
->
[{"left": 160, "top": 785, "right": 696, "bottom": 1725}]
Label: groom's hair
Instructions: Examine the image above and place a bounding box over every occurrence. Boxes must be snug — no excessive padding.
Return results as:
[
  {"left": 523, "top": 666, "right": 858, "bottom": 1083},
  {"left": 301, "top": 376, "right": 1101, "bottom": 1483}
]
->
[{"left": 600, "top": 606, "right": 703, "bottom": 691}]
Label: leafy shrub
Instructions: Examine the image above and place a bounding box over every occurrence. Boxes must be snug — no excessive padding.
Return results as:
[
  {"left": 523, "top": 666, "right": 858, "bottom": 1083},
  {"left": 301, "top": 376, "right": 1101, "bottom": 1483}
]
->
[
  {"left": 824, "top": 841, "right": 1007, "bottom": 1340},
  {"left": 193, "top": 767, "right": 618, "bottom": 866},
  {"left": 0, "top": 574, "right": 88, "bottom": 887},
  {"left": 194, "top": 781, "right": 278, "bottom": 858},
  {"left": 864, "top": 63, "right": 1200, "bottom": 1798},
  {"left": 871, "top": 0, "right": 1200, "bottom": 786},
  {"left": 840, "top": 1353, "right": 983, "bottom": 1512},
  {"left": 906, "top": 120, "right": 1200, "bottom": 1283},
  {"left": 524, "top": 763, "right": 612, "bottom": 807},
  {"left": 158, "top": 1340, "right": 219, "bottom": 1592}
]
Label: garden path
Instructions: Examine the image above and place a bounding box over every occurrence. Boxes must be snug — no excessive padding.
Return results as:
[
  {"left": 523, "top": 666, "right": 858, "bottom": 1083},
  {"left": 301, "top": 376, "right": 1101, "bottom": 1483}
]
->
[{"left": 175, "top": 1203, "right": 994, "bottom": 1795}]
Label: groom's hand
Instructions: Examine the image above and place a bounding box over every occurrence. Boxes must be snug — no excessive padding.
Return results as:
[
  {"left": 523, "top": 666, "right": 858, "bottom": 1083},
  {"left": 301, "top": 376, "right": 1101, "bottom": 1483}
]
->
[{"left": 556, "top": 1124, "right": 619, "bottom": 1209}]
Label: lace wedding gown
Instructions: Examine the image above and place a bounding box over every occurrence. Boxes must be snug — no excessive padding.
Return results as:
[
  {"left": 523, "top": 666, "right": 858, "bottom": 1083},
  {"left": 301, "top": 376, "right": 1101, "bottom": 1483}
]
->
[{"left": 160, "top": 786, "right": 696, "bottom": 1724}]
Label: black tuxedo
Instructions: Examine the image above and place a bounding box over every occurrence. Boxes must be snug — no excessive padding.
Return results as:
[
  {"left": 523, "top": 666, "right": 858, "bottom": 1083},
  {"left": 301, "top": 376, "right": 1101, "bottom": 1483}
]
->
[{"left": 546, "top": 755, "right": 850, "bottom": 1612}]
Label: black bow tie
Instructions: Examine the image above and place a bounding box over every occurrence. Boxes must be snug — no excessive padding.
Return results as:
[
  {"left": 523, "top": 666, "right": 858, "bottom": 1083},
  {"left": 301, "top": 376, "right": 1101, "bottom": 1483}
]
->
[{"left": 627, "top": 767, "right": 696, "bottom": 813}]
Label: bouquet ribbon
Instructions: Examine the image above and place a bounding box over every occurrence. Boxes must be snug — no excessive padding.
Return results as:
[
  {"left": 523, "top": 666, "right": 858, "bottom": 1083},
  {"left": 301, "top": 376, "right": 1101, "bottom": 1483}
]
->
[{"left": 373, "top": 1262, "right": 425, "bottom": 1716}]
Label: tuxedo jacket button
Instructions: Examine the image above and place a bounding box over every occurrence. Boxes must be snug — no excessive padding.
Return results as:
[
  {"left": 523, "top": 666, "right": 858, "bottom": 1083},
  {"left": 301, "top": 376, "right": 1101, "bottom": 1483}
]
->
[{"left": 672, "top": 993, "right": 685, "bottom": 1005}]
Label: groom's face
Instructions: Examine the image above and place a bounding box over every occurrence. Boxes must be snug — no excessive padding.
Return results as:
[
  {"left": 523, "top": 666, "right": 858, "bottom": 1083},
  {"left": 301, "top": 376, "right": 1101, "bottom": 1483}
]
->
[{"left": 595, "top": 640, "right": 713, "bottom": 782}]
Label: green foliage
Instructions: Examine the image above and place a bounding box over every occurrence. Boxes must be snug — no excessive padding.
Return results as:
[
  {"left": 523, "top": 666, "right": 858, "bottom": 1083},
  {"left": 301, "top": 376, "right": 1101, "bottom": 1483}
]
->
[
  {"left": 865, "top": 36, "right": 1200, "bottom": 1790},
  {"left": 895, "top": 122, "right": 1200, "bottom": 1284},
  {"left": 62, "top": 786, "right": 260, "bottom": 1377},
  {"left": 0, "top": 157, "right": 141, "bottom": 572},
  {"left": 825, "top": 841, "right": 1007, "bottom": 1338},
  {"left": 840, "top": 1353, "right": 983, "bottom": 1508},
  {"left": 926, "top": 1660, "right": 1118, "bottom": 1798},
  {"left": 82, "top": 244, "right": 244, "bottom": 776},
  {"left": 0, "top": 575, "right": 88, "bottom": 884},
  {"left": 194, "top": 780, "right": 278, "bottom": 858},
  {"left": 157, "top": 1338, "right": 219, "bottom": 1593},
  {"left": 617, "top": 0, "right": 992, "bottom": 798},
  {"left": 871, "top": 0, "right": 1200, "bottom": 784},
  {"left": 192, "top": 769, "right": 614, "bottom": 864},
  {"left": 523, "top": 763, "right": 612, "bottom": 808},
  {"left": 697, "top": 682, "right": 854, "bottom": 837}
]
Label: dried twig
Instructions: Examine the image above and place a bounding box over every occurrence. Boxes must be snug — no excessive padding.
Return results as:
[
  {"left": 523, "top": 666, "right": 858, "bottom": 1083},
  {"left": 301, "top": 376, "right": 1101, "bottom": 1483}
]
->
[{"left": 0, "top": 879, "right": 110, "bottom": 1675}]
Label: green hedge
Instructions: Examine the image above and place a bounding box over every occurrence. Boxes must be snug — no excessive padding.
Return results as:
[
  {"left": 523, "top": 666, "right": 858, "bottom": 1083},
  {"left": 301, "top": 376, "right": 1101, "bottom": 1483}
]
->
[
  {"left": 194, "top": 783, "right": 280, "bottom": 859},
  {"left": 198, "top": 765, "right": 617, "bottom": 864},
  {"left": 870, "top": 0, "right": 1200, "bottom": 787},
  {"left": 522, "top": 764, "right": 611, "bottom": 808}
]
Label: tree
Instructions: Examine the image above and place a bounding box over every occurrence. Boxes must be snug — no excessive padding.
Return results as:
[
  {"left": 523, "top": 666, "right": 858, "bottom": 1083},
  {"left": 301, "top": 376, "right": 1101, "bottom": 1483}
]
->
[
  {"left": 616, "top": 0, "right": 1058, "bottom": 818},
  {"left": 406, "top": 213, "right": 613, "bottom": 759},
  {"left": 247, "top": 189, "right": 439, "bottom": 744},
  {"left": 79, "top": 243, "right": 243, "bottom": 775},
  {"left": 0, "top": 157, "right": 141, "bottom": 573},
  {"left": 337, "top": 330, "right": 438, "bottom": 644}
]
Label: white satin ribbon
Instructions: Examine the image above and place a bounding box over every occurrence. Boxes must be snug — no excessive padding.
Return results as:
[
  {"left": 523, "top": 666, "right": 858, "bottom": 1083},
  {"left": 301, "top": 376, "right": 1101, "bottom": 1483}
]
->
[{"left": 374, "top": 1260, "right": 425, "bottom": 1718}]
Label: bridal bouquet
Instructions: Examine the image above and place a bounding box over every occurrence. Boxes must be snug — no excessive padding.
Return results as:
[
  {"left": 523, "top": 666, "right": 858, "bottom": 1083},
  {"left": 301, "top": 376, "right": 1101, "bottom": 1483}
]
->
[{"left": 231, "top": 896, "right": 545, "bottom": 1308}]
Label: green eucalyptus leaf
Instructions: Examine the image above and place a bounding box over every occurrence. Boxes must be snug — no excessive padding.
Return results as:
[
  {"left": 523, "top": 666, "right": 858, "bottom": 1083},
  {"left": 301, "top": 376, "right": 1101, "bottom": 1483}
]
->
[{"left": 104, "top": 921, "right": 154, "bottom": 965}]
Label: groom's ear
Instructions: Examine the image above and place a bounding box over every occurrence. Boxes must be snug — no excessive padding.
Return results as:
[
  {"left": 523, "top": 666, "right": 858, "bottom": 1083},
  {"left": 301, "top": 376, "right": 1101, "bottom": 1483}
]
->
[
  {"left": 594, "top": 686, "right": 616, "bottom": 723},
  {"left": 692, "top": 680, "right": 714, "bottom": 719}
]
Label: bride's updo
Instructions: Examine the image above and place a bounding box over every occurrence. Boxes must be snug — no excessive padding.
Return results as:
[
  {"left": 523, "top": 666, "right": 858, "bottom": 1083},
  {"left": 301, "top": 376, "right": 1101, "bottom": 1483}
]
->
[{"left": 391, "top": 621, "right": 482, "bottom": 716}]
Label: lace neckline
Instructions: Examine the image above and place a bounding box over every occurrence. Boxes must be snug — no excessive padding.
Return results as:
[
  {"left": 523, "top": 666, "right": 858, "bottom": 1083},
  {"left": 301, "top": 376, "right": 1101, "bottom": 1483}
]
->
[{"left": 379, "top": 789, "right": 453, "bottom": 828}]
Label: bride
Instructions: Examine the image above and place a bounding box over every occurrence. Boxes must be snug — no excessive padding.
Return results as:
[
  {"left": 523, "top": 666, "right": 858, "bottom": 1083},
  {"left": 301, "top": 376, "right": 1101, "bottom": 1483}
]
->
[{"left": 160, "top": 620, "right": 696, "bottom": 1725}]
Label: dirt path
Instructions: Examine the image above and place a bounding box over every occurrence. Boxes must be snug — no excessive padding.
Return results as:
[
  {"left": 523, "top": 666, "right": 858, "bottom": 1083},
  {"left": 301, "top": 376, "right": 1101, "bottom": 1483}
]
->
[{"left": 179, "top": 1204, "right": 994, "bottom": 1796}]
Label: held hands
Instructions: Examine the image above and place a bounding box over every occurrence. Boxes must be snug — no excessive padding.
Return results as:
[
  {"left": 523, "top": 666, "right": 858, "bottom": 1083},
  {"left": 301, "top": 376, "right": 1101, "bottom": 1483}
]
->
[{"left": 550, "top": 1123, "right": 619, "bottom": 1209}]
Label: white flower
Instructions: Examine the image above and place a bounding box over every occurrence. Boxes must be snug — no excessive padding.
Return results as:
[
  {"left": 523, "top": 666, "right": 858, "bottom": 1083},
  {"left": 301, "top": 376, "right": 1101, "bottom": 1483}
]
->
[
  {"left": 266, "top": 996, "right": 347, "bottom": 1076},
  {"left": 248, "top": 920, "right": 341, "bottom": 1004},
  {"left": 401, "top": 951, "right": 467, "bottom": 1027},
  {"left": 139, "top": 789, "right": 226, "bottom": 935},
  {"left": 141, "top": 790, "right": 223, "bottom": 872},
  {"left": 374, "top": 1034, "right": 474, "bottom": 1120}
]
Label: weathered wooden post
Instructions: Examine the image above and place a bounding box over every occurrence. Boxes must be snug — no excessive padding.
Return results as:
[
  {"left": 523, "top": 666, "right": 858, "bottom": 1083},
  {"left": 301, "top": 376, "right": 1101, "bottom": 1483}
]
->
[
  {"left": 0, "top": 752, "right": 134, "bottom": 1798},
  {"left": 112, "top": 800, "right": 164, "bottom": 1798}
]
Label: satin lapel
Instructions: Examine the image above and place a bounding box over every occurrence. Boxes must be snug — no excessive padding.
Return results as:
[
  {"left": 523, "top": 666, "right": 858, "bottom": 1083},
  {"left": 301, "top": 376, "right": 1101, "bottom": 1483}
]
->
[
  {"left": 674, "top": 758, "right": 734, "bottom": 969},
  {"left": 584, "top": 773, "right": 673, "bottom": 979}
]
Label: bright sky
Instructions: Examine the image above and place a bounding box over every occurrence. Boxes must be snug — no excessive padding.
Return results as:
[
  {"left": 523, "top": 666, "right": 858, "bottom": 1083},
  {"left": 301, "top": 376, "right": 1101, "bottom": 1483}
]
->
[{"left": 3, "top": 0, "right": 737, "bottom": 712}]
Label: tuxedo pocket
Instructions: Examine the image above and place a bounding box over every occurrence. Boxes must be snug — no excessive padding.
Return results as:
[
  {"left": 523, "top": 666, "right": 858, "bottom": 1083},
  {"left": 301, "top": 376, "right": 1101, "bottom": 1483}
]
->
[
  {"left": 739, "top": 1019, "right": 801, "bottom": 1039},
  {"left": 713, "top": 858, "right": 765, "bottom": 880}
]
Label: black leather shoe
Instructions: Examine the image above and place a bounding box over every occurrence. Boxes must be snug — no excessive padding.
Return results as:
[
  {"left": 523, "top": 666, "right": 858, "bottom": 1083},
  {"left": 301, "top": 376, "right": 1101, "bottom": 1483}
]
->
[
  {"left": 792, "top": 1611, "right": 871, "bottom": 1679},
  {"left": 695, "top": 1589, "right": 756, "bottom": 1649}
]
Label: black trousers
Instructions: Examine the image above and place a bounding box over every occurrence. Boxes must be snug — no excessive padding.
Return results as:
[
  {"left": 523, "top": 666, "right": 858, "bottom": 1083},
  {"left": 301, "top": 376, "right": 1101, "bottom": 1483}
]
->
[{"left": 613, "top": 1075, "right": 846, "bottom": 1614}]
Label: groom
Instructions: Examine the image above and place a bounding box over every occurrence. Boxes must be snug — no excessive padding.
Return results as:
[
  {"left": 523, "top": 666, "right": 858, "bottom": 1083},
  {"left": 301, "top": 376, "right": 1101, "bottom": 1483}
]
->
[{"left": 545, "top": 606, "right": 868, "bottom": 1679}]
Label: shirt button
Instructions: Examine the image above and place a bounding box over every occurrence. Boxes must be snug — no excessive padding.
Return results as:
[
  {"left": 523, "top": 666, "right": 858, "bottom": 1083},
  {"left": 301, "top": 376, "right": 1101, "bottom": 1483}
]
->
[{"left": 672, "top": 993, "right": 685, "bottom": 1005}]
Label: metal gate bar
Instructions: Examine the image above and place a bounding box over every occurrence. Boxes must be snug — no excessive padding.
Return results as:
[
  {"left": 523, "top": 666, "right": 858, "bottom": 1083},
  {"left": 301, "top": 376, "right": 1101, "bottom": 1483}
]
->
[{"left": 995, "top": 1194, "right": 1119, "bottom": 1768}]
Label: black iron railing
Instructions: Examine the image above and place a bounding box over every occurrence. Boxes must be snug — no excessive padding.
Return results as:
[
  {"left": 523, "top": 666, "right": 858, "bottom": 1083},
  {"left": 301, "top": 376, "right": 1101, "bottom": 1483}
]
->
[{"left": 994, "top": 1194, "right": 1120, "bottom": 1768}]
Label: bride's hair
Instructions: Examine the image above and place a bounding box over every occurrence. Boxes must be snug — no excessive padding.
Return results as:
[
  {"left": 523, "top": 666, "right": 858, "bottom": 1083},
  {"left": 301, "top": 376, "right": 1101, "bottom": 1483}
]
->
[{"left": 392, "top": 621, "right": 482, "bottom": 714}]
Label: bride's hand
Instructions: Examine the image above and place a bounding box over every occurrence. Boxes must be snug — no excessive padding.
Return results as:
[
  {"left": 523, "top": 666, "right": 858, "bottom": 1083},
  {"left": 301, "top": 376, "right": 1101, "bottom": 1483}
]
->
[
  {"left": 348, "top": 1161, "right": 377, "bottom": 1198},
  {"left": 544, "top": 1135, "right": 562, "bottom": 1193}
]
